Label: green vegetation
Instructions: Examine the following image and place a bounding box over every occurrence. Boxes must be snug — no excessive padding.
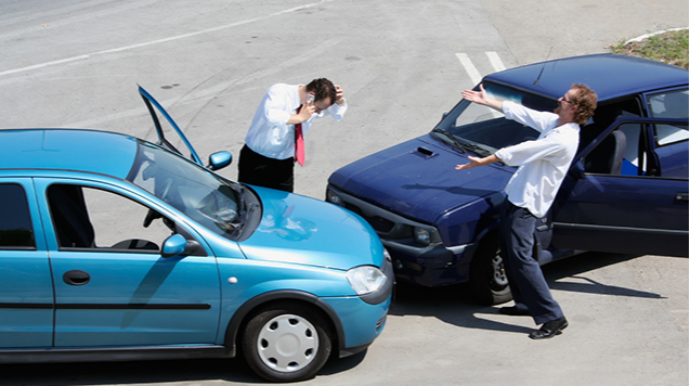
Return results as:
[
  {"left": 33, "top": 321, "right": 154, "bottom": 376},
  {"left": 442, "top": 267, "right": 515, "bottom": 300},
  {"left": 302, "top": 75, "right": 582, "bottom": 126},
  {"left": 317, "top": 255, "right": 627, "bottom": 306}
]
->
[{"left": 611, "top": 29, "right": 689, "bottom": 69}]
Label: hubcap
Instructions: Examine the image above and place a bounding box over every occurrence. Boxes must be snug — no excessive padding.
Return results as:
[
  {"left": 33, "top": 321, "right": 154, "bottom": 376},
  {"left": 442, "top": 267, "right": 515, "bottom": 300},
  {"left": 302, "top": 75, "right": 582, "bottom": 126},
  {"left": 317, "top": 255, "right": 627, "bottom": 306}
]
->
[
  {"left": 257, "top": 314, "right": 319, "bottom": 373},
  {"left": 491, "top": 253, "right": 509, "bottom": 287}
]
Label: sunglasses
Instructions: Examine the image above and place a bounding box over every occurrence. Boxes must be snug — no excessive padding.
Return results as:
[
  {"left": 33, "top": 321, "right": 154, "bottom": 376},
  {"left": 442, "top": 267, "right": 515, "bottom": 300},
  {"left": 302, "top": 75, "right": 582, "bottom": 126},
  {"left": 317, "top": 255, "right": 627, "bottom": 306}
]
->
[{"left": 560, "top": 96, "right": 576, "bottom": 105}]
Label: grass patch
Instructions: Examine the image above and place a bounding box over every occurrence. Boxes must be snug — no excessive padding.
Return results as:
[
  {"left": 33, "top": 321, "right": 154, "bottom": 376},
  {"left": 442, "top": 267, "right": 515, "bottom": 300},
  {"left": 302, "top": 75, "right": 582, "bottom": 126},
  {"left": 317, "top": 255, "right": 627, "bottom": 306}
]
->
[{"left": 611, "top": 29, "right": 689, "bottom": 69}]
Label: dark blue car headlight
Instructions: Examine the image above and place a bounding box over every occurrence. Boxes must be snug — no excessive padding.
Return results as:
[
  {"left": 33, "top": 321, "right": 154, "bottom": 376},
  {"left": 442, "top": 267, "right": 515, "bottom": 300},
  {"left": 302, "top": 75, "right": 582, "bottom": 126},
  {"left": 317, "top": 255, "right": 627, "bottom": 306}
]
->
[
  {"left": 414, "top": 227, "right": 431, "bottom": 245},
  {"left": 326, "top": 188, "right": 343, "bottom": 206}
]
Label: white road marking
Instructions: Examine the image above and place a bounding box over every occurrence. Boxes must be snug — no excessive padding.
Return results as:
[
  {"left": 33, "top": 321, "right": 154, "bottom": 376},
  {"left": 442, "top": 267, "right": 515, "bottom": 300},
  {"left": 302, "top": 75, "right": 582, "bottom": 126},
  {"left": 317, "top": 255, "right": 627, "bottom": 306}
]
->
[
  {"left": 0, "top": 0, "right": 334, "bottom": 78},
  {"left": 486, "top": 51, "right": 506, "bottom": 72},
  {"left": 455, "top": 53, "right": 482, "bottom": 86}
]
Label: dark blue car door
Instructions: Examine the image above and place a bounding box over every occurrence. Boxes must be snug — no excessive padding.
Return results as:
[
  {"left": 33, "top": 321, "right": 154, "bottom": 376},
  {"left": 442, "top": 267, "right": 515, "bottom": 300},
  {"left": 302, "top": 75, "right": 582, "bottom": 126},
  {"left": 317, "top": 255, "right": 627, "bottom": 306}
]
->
[
  {"left": 0, "top": 180, "right": 54, "bottom": 348},
  {"left": 552, "top": 115, "right": 688, "bottom": 257}
]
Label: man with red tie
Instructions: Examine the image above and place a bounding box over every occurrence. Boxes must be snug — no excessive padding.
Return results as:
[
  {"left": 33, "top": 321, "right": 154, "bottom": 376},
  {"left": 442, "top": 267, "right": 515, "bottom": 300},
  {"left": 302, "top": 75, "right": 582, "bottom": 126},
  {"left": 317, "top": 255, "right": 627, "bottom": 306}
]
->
[{"left": 238, "top": 78, "right": 347, "bottom": 193}]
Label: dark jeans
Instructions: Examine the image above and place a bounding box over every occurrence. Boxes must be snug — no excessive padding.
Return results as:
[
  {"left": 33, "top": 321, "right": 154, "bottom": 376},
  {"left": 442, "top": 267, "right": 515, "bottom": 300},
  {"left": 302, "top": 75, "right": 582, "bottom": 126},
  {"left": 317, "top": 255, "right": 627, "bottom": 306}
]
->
[
  {"left": 237, "top": 145, "right": 295, "bottom": 193},
  {"left": 500, "top": 201, "right": 563, "bottom": 324}
]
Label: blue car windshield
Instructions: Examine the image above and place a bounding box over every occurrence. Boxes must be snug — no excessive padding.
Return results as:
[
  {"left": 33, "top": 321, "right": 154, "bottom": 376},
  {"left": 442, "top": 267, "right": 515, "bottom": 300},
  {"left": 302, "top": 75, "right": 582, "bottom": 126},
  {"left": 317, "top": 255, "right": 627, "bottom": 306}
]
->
[
  {"left": 127, "top": 141, "right": 242, "bottom": 239},
  {"left": 432, "top": 81, "right": 556, "bottom": 155}
]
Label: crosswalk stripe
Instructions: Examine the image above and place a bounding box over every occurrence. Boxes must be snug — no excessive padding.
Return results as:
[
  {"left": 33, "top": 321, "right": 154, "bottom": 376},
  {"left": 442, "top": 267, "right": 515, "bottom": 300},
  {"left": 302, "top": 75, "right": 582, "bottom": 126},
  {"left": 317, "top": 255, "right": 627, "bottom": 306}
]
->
[
  {"left": 486, "top": 51, "right": 506, "bottom": 72},
  {"left": 455, "top": 53, "right": 483, "bottom": 87}
]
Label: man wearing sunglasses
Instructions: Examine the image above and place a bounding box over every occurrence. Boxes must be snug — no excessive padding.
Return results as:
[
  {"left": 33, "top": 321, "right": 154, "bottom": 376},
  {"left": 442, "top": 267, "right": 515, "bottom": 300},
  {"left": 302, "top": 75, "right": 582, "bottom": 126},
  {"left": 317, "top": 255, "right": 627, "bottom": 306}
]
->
[{"left": 456, "top": 83, "right": 597, "bottom": 340}]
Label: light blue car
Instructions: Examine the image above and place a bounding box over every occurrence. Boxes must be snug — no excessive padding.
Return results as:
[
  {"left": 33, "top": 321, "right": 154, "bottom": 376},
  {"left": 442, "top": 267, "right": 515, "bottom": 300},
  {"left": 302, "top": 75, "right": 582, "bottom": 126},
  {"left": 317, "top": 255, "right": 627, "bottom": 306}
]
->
[{"left": 0, "top": 87, "right": 392, "bottom": 382}]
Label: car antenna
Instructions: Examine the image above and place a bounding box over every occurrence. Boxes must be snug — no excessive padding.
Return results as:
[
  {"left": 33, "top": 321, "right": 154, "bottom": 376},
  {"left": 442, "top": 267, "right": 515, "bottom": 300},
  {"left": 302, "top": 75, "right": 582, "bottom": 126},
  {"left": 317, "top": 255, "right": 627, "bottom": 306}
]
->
[{"left": 533, "top": 47, "right": 554, "bottom": 85}]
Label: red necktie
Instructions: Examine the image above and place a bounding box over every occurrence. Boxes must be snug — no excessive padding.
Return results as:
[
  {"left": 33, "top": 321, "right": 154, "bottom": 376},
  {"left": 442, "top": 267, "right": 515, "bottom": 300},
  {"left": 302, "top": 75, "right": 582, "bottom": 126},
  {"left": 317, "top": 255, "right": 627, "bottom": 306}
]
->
[{"left": 294, "top": 105, "right": 305, "bottom": 166}]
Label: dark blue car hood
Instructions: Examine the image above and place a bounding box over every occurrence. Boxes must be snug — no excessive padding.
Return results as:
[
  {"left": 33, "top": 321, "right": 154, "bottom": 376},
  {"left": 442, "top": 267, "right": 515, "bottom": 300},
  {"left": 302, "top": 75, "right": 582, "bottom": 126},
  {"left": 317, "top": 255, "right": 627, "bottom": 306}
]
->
[{"left": 329, "top": 134, "right": 513, "bottom": 224}]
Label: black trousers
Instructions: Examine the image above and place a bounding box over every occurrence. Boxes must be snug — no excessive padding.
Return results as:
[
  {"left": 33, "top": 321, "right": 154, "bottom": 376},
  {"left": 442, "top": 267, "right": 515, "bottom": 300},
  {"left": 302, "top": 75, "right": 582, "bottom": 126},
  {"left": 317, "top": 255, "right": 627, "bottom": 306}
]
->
[
  {"left": 499, "top": 201, "right": 563, "bottom": 324},
  {"left": 237, "top": 145, "right": 295, "bottom": 193}
]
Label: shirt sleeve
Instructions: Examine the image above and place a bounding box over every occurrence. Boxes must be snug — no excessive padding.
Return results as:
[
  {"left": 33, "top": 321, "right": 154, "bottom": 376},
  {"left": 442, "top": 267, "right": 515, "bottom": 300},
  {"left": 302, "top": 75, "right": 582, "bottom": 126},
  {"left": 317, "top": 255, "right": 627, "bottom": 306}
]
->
[
  {"left": 495, "top": 134, "right": 567, "bottom": 167},
  {"left": 320, "top": 99, "right": 348, "bottom": 121},
  {"left": 263, "top": 86, "right": 292, "bottom": 126},
  {"left": 503, "top": 101, "right": 558, "bottom": 133}
]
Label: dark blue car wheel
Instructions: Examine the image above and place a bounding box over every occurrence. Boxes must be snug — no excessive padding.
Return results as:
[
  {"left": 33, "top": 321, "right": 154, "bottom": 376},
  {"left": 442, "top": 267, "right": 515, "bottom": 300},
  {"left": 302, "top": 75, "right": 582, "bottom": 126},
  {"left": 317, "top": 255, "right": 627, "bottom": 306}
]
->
[
  {"left": 242, "top": 302, "right": 332, "bottom": 382},
  {"left": 468, "top": 237, "right": 512, "bottom": 305}
]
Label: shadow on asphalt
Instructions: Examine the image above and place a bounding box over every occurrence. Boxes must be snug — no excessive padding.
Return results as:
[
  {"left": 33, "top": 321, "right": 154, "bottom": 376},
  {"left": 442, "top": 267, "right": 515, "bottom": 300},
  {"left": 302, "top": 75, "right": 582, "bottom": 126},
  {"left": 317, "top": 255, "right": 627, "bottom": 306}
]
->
[
  {"left": 0, "top": 350, "right": 367, "bottom": 385},
  {"left": 0, "top": 252, "right": 665, "bottom": 385},
  {"left": 388, "top": 252, "right": 665, "bottom": 333}
]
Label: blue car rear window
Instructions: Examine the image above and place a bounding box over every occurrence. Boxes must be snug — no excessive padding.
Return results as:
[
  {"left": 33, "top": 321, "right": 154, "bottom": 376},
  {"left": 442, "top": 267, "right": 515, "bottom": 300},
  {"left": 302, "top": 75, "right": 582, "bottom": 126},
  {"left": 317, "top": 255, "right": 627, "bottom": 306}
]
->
[{"left": 0, "top": 184, "right": 35, "bottom": 248}]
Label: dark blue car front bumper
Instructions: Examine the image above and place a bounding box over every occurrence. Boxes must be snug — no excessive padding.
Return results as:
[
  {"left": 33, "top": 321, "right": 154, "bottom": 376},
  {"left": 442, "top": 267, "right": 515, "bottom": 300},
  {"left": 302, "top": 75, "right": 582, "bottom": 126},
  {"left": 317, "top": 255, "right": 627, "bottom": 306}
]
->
[{"left": 326, "top": 185, "right": 477, "bottom": 287}]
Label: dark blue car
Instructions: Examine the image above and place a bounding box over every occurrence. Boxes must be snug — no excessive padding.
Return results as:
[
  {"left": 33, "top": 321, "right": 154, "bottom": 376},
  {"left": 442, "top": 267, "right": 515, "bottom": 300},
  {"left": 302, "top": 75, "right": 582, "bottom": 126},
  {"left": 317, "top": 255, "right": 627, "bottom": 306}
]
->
[{"left": 327, "top": 54, "right": 688, "bottom": 305}]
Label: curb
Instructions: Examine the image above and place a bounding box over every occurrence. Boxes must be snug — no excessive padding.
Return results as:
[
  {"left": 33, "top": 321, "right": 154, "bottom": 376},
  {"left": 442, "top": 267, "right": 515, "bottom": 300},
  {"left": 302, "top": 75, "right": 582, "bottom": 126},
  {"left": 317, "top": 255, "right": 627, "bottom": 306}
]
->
[{"left": 624, "top": 27, "right": 689, "bottom": 45}]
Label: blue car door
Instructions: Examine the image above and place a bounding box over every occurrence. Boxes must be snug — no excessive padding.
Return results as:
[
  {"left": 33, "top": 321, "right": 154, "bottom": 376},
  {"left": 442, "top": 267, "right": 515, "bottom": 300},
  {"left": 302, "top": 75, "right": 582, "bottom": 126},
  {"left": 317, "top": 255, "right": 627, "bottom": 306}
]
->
[
  {"left": 552, "top": 115, "right": 689, "bottom": 257},
  {"left": 0, "top": 180, "right": 53, "bottom": 348},
  {"left": 34, "top": 178, "right": 221, "bottom": 347}
]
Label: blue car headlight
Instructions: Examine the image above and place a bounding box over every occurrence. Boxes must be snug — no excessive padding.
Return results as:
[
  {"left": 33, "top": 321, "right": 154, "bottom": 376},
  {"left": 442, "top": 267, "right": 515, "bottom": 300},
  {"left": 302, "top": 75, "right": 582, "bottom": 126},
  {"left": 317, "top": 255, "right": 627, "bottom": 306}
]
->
[{"left": 347, "top": 265, "right": 387, "bottom": 295}]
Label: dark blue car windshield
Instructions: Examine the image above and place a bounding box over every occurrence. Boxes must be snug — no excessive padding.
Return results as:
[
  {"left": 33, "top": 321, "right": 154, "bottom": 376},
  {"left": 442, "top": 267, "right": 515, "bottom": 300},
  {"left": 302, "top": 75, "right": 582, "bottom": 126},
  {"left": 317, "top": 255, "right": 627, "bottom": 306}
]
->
[
  {"left": 127, "top": 141, "right": 242, "bottom": 239},
  {"left": 433, "top": 82, "right": 556, "bottom": 155}
]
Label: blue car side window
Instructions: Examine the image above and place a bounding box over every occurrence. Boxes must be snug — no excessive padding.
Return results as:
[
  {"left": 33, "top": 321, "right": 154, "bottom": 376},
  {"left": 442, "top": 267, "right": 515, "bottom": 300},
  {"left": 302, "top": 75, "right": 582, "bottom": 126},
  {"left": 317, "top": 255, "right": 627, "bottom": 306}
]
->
[
  {"left": 47, "top": 184, "right": 173, "bottom": 252},
  {"left": 647, "top": 89, "right": 689, "bottom": 147},
  {"left": 0, "top": 183, "right": 35, "bottom": 249}
]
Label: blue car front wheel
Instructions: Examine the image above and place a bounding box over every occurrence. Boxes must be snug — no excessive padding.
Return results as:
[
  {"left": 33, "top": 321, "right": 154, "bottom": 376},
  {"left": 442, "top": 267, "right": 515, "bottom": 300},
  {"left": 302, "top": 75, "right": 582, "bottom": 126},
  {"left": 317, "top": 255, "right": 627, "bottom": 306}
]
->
[{"left": 242, "top": 302, "right": 333, "bottom": 382}]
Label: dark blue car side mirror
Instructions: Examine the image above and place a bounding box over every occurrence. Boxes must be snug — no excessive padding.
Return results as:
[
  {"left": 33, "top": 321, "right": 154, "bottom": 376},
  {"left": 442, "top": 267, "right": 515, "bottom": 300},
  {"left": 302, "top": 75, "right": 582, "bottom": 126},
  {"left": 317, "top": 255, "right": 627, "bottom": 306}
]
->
[
  {"left": 207, "top": 151, "right": 232, "bottom": 171},
  {"left": 568, "top": 161, "right": 586, "bottom": 180}
]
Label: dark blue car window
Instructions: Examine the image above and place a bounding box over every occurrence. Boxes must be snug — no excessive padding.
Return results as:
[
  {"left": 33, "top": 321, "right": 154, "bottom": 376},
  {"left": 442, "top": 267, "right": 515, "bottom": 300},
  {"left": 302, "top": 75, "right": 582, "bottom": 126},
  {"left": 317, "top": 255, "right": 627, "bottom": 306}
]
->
[
  {"left": 647, "top": 89, "right": 689, "bottom": 147},
  {"left": 0, "top": 184, "right": 35, "bottom": 249},
  {"left": 434, "top": 82, "right": 555, "bottom": 154}
]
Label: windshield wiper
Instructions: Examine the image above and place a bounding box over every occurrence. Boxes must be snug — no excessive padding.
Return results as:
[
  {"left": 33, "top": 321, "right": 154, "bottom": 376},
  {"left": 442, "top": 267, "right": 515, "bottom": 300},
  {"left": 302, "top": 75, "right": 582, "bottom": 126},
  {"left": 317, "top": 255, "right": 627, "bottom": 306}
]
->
[
  {"left": 431, "top": 128, "right": 493, "bottom": 156},
  {"left": 432, "top": 128, "right": 467, "bottom": 153},
  {"left": 457, "top": 140, "right": 491, "bottom": 156}
]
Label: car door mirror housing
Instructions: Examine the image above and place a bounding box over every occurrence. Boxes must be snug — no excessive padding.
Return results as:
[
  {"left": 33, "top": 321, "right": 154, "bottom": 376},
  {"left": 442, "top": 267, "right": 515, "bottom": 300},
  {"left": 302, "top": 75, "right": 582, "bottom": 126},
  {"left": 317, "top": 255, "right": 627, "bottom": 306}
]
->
[
  {"left": 569, "top": 161, "right": 586, "bottom": 179},
  {"left": 162, "top": 234, "right": 188, "bottom": 258},
  {"left": 207, "top": 151, "right": 232, "bottom": 171},
  {"left": 162, "top": 234, "right": 204, "bottom": 258}
]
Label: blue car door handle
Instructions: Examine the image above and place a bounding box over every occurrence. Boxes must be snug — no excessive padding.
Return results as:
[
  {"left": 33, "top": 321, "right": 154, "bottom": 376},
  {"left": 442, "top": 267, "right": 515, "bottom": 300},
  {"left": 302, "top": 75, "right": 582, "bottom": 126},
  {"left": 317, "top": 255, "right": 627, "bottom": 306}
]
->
[
  {"left": 63, "top": 270, "right": 91, "bottom": 286},
  {"left": 676, "top": 192, "right": 688, "bottom": 202}
]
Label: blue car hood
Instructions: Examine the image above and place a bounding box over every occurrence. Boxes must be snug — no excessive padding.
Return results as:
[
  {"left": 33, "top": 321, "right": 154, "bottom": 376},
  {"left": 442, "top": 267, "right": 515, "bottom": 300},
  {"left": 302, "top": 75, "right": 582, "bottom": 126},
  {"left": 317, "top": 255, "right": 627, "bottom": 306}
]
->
[
  {"left": 329, "top": 134, "right": 512, "bottom": 224},
  {"left": 238, "top": 187, "right": 384, "bottom": 270}
]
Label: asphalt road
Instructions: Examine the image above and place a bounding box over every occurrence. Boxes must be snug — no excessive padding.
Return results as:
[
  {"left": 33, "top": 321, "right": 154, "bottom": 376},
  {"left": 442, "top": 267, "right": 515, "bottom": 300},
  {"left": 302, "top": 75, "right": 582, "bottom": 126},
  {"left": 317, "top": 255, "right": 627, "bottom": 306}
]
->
[{"left": 0, "top": 1, "right": 687, "bottom": 385}]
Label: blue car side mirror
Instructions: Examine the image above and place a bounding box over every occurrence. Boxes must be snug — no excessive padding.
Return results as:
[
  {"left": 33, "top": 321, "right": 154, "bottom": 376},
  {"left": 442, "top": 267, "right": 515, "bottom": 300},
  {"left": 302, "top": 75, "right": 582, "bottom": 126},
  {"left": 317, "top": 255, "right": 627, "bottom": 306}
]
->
[
  {"left": 162, "top": 234, "right": 187, "bottom": 258},
  {"left": 207, "top": 151, "right": 232, "bottom": 171},
  {"left": 162, "top": 234, "right": 203, "bottom": 258}
]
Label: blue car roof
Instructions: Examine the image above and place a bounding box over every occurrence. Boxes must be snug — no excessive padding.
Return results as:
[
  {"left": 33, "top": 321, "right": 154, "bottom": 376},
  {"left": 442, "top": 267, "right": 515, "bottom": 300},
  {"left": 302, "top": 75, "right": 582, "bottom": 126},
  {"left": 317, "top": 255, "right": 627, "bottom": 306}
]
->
[
  {"left": 484, "top": 54, "right": 689, "bottom": 102},
  {"left": 0, "top": 129, "right": 138, "bottom": 179}
]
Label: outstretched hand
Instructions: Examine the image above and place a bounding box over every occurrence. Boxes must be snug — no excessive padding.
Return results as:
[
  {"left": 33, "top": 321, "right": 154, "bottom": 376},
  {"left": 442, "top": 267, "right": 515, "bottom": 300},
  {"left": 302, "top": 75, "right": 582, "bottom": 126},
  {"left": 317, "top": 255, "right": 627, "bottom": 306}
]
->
[
  {"left": 455, "top": 156, "right": 483, "bottom": 170},
  {"left": 461, "top": 84, "right": 489, "bottom": 105}
]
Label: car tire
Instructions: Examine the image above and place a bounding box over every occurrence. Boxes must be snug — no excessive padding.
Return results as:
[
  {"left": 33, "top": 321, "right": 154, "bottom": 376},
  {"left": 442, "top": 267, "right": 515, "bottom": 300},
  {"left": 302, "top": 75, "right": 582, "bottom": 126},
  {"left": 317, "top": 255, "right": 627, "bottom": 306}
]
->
[
  {"left": 242, "top": 302, "right": 332, "bottom": 382},
  {"left": 468, "top": 236, "right": 512, "bottom": 305}
]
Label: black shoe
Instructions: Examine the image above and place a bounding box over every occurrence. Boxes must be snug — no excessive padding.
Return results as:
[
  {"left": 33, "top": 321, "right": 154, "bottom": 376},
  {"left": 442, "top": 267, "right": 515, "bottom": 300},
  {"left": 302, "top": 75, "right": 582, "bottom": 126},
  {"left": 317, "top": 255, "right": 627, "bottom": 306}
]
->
[
  {"left": 529, "top": 317, "right": 568, "bottom": 340},
  {"left": 498, "top": 306, "right": 531, "bottom": 316}
]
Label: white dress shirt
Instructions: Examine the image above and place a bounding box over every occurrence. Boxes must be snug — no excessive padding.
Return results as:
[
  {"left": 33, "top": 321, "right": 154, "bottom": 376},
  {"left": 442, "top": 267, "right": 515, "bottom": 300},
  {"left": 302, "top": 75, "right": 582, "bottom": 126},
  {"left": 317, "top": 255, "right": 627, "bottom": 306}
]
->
[
  {"left": 494, "top": 101, "right": 580, "bottom": 218},
  {"left": 244, "top": 83, "right": 347, "bottom": 160}
]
